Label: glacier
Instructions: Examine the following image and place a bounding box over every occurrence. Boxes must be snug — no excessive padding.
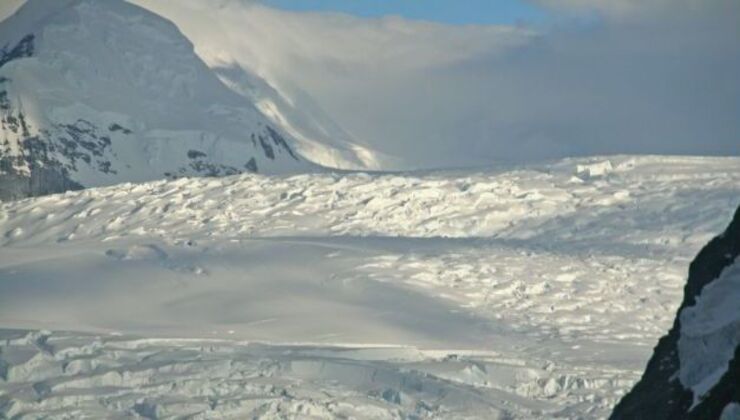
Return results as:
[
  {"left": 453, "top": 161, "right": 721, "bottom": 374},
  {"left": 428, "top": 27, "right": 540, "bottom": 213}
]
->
[
  {"left": 1, "top": 155, "right": 739, "bottom": 418},
  {"left": 1, "top": 1, "right": 738, "bottom": 418}
]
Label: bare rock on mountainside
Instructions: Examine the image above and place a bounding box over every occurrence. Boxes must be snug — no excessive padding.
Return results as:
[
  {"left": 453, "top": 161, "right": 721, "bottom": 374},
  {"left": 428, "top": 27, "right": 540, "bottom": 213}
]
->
[{"left": 611, "top": 206, "right": 740, "bottom": 419}]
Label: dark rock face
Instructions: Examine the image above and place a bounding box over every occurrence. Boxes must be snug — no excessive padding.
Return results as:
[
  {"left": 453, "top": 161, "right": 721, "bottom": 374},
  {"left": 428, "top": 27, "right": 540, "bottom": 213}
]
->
[
  {"left": 0, "top": 165, "right": 83, "bottom": 201},
  {"left": 266, "top": 126, "right": 299, "bottom": 161},
  {"left": 0, "top": 34, "right": 34, "bottom": 69},
  {"left": 0, "top": 111, "right": 117, "bottom": 200},
  {"left": 611, "top": 206, "right": 740, "bottom": 419},
  {"left": 0, "top": 34, "right": 86, "bottom": 200},
  {"left": 252, "top": 128, "right": 300, "bottom": 162},
  {"left": 163, "top": 149, "right": 259, "bottom": 179},
  {"left": 108, "top": 123, "right": 132, "bottom": 134},
  {"left": 187, "top": 149, "right": 207, "bottom": 159},
  {"left": 245, "top": 157, "right": 258, "bottom": 173}
]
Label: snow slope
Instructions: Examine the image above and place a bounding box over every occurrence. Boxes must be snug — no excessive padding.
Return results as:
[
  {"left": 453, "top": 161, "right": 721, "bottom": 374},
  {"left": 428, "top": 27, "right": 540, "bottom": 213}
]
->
[
  {"left": 130, "top": 0, "right": 399, "bottom": 171},
  {"left": 679, "top": 257, "right": 740, "bottom": 408},
  {"left": 1, "top": 155, "right": 739, "bottom": 418},
  {"left": 0, "top": 0, "right": 376, "bottom": 200}
]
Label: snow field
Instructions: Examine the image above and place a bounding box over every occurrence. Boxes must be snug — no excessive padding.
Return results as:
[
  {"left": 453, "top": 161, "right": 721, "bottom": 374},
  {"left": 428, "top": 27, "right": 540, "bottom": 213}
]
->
[{"left": 1, "top": 155, "right": 739, "bottom": 418}]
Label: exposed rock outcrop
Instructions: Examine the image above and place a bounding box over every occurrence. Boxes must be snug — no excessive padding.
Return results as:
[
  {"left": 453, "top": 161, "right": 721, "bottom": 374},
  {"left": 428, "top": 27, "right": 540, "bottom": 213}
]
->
[{"left": 611, "top": 206, "right": 740, "bottom": 419}]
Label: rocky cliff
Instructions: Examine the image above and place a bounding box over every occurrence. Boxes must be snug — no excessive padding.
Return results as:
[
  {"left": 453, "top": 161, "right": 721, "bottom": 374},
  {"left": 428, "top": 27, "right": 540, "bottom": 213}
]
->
[{"left": 611, "top": 206, "right": 740, "bottom": 419}]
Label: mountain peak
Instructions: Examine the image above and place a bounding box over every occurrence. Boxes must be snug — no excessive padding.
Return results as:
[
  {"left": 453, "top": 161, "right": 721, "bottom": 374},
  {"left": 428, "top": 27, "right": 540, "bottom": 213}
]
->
[{"left": 0, "top": 0, "right": 319, "bottom": 200}]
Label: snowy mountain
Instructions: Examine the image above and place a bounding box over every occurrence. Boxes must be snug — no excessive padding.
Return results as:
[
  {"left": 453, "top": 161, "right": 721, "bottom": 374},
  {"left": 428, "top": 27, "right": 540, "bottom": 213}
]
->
[
  {"left": 130, "top": 0, "right": 391, "bottom": 171},
  {"left": 611, "top": 206, "right": 740, "bottom": 420},
  {"left": 210, "top": 62, "right": 384, "bottom": 171},
  {"left": 1, "top": 156, "right": 739, "bottom": 418},
  {"left": 0, "top": 0, "right": 354, "bottom": 200}
]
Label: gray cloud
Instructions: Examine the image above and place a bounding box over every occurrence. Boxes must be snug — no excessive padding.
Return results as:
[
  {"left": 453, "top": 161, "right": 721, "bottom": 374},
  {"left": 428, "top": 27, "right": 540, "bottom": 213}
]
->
[
  {"left": 190, "top": 0, "right": 736, "bottom": 168},
  {"left": 435, "top": 1, "right": 740, "bottom": 163},
  {"left": 530, "top": 0, "right": 723, "bottom": 19}
]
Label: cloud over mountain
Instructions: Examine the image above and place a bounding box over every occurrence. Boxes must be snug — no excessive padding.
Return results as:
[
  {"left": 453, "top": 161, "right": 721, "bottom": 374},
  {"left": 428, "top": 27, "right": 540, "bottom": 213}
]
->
[{"left": 132, "top": 0, "right": 739, "bottom": 169}]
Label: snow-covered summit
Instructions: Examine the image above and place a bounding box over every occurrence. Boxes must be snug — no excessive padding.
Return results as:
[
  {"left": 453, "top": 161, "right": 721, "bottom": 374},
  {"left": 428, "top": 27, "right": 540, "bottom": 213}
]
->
[{"left": 0, "top": 0, "right": 362, "bottom": 200}]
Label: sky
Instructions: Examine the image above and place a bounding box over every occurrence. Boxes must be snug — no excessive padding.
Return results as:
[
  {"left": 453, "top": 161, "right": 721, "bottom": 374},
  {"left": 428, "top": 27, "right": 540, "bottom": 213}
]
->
[
  {"left": 2, "top": 0, "right": 738, "bottom": 169},
  {"left": 259, "top": 0, "right": 548, "bottom": 25}
]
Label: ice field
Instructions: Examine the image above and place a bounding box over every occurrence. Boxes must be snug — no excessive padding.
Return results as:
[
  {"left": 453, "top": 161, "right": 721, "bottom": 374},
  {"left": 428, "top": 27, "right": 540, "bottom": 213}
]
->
[{"left": 1, "top": 155, "right": 739, "bottom": 418}]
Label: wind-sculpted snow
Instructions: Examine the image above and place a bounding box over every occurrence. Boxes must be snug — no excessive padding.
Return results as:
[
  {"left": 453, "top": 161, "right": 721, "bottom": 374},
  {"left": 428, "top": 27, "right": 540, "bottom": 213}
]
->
[
  {"left": 0, "top": 330, "right": 634, "bottom": 419},
  {"left": 1, "top": 156, "right": 739, "bottom": 418},
  {"left": 2, "top": 156, "right": 738, "bottom": 250}
]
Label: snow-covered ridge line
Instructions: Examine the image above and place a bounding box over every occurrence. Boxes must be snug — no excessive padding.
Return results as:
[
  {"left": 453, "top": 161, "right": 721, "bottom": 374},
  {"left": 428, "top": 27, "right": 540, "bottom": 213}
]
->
[{"left": 2, "top": 156, "right": 738, "bottom": 254}]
